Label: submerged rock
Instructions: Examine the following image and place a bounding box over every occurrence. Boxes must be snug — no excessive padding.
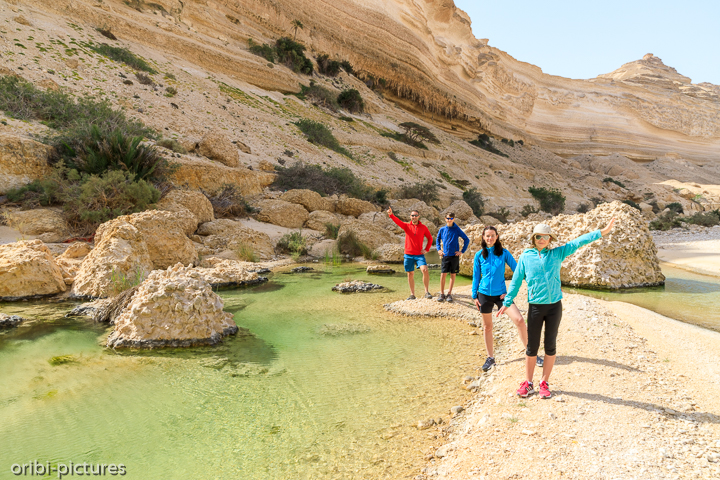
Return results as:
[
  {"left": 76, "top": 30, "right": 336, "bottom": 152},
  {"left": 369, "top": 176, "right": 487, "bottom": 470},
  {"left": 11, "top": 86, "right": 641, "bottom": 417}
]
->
[
  {"left": 332, "top": 280, "right": 384, "bottom": 293},
  {"left": 65, "top": 298, "right": 111, "bottom": 319},
  {"left": 0, "top": 313, "right": 25, "bottom": 329},
  {"left": 0, "top": 240, "right": 67, "bottom": 300},
  {"left": 459, "top": 201, "right": 665, "bottom": 289},
  {"left": 367, "top": 265, "right": 396, "bottom": 274},
  {"left": 318, "top": 323, "right": 371, "bottom": 336},
  {"left": 291, "top": 266, "right": 314, "bottom": 273},
  {"left": 106, "top": 264, "right": 238, "bottom": 349}
]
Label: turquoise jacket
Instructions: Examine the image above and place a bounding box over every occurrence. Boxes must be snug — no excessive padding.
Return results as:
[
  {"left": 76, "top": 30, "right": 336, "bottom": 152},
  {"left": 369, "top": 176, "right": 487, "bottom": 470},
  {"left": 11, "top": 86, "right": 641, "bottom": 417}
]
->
[
  {"left": 471, "top": 248, "right": 517, "bottom": 298},
  {"left": 503, "top": 230, "right": 602, "bottom": 307}
]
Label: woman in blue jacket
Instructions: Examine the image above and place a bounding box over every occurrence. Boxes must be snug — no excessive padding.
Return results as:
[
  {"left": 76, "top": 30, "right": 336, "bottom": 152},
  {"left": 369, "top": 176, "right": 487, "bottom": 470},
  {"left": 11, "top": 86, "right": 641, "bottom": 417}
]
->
[
  {"left": 498, "top": 218, "right": 616, "bottom": 399},
  {"left": 472, "top": 226, "right": 528, "bottom": 373}
]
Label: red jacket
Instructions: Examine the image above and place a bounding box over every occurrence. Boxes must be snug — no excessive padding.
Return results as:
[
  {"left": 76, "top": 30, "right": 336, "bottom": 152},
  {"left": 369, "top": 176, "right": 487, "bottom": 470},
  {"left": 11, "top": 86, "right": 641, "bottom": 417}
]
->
[{"left": 390, "top": 214, "right": 433, "bottom": 255}]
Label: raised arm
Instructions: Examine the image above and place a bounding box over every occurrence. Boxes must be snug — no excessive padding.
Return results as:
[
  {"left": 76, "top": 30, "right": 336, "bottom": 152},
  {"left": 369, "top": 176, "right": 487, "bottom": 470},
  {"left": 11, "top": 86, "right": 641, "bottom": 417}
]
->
[
  {"left": 556, "top": 217, "right": 616, "bottom": 260},
  {"left": 387, "top": 207, "right": 409, "bottom": 232}
]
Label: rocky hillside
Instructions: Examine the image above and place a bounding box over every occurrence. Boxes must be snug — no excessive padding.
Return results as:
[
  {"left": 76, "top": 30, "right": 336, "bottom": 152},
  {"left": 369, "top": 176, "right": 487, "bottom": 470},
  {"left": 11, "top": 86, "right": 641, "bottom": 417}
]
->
[{"left": 1, "top": 0, "right": 720, "bottom": 217}]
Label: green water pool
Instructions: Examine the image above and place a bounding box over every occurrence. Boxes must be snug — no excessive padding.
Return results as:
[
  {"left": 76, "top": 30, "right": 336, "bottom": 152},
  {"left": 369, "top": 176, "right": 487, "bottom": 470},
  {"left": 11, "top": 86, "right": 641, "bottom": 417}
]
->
[{"left": 0, "top": 265, "right": 476, "bottom": 480}]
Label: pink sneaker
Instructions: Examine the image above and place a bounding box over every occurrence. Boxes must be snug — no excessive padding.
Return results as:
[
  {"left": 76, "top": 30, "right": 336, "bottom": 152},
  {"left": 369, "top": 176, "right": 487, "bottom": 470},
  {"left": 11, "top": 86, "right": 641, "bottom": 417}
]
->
[
  {"left": 516, "top": 380, "right": 534, "bottom": 398},
  {"left": 539, "top": 380, "right": 552, "bottom": 399}
]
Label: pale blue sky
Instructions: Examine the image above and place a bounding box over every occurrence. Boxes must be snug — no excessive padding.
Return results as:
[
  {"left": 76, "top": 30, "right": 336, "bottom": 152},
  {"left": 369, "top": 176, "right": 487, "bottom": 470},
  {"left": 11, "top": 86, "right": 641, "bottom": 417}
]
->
[{"left": 453, "top": 0, "right": 720, "bottom": 85}]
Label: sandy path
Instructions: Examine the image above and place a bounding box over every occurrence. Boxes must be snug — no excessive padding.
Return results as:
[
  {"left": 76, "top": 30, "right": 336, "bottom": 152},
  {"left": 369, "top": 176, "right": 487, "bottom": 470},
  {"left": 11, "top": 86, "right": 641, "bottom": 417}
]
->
[
  {"left": 654, "top": 227, "right": 720, "bottom": 278},
  {"left": 408, "top": 287, "right": 720, "bottom": 479},
  {"left": 0, "top": 225, "right": 37, "bottom": 244}
]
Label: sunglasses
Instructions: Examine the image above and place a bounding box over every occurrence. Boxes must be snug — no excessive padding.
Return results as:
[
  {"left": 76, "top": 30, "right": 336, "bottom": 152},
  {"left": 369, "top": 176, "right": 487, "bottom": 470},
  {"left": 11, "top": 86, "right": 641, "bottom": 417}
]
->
[
  {"left": 534, "top": 234, "right": 551, "bottom": 240},
  {"left": 445, "top": 217, "right": 454, "bottom": 220},
  {"left": 410, "top": 214, "right": 419, "bottom": 217}
]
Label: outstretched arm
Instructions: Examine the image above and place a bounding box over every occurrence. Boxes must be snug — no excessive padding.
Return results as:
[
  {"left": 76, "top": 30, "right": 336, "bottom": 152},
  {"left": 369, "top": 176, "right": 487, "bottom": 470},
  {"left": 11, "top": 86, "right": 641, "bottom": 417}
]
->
[
  {"left": 555, "top": 216, "right": 616, "bottom": 260},
  {"left": 600, "top": 217, "right": 616, "bottom": 236},
  {"left": 388, "top": 207, "right": 409, "bottom": 232}
]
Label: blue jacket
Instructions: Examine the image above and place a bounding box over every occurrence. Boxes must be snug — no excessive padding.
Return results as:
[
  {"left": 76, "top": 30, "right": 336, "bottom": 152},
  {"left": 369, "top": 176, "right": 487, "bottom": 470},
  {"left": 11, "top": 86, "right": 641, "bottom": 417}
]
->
[
  {"left": 503, "top": 230, "right": 602, "bottom": 307},
  {"left": 436, "top": 224, "right": 470, "bottom": 256},
  {"left": 471, "top": 248, "right": 517, "bottom": 298}
]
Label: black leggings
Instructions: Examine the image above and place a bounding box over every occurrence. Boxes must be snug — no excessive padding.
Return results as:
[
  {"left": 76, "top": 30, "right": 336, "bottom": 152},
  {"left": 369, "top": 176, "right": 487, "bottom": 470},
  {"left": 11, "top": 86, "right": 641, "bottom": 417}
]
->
[{"left": 526, "top": 301, "right": 562, "bottom": 357}]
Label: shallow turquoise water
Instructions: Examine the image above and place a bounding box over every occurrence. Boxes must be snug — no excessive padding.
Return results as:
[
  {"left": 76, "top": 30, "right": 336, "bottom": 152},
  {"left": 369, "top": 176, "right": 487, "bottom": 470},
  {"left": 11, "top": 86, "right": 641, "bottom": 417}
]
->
[{"left": 0, "top": 264, "right": 475, "bottom": 480}]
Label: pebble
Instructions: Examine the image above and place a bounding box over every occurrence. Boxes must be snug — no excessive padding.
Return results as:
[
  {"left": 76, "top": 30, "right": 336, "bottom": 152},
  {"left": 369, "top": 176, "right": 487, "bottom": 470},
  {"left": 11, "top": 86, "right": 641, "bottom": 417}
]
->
[{"left": 451, "top": 406, "right": 464, "bottom": 415}]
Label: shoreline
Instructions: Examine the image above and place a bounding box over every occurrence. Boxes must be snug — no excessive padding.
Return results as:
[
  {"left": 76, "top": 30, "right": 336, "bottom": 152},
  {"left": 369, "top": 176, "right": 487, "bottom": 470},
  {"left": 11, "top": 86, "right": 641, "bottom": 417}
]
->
[{"left": 654, "top": 227, "right": 720, "bottom": 279}]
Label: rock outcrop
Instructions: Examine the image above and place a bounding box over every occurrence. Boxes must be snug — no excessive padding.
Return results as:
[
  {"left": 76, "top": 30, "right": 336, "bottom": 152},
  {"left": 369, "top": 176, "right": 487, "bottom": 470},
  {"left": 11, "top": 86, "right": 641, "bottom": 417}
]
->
[
  {"left": 390, "top": 199, "right": 439, "bottom": 222},
  {"left": 0, "top": 133, "right": 52, "bottom": 195},
  {"left": 0, "top": 240, "right": 67, "bottom": 299},
  {"left": 335, "top": 197, "right": 379, "bottom": 218},
  {"left": 459, "top": 202, "right": 664, "bottom": 289},
  {"left": 374, "top": 243, "right": 404, "bottom": 263},
  {"left": 280, "top": 189, "right": 335, "bottom": 213},
  {"left": 171, "top": 157, "right": 274, "bottom": 196},
  {"left": 196, "top": 219, "right": 274, "bottom": 260},
  {"left": 3, "top": 208, "right": 70, "bottom": 243},
  {"left": 441, "top": 201, "right": 474, "bottom": 221},
  {"left": 106, "top": 264, "right": 238, "bottom": 348},
  {"left": 0, "top": 313, "right": 25, "bottom": 329},
  {"left": 55, "top": 241, "right": 92, "bottom": 284},
  {"left": 192, "top": 260, "right": 268, "bottom": 288},
  {"left": 337, "top": 220, "right": 401, "bottom": 250},
  {"left": 332, "top": 280, "right": 384, "bottom": 293},
  {"left": 367, "top": 265, "right": 396, "bottom": 274},
  {"left": 158, "top": 189, "right": 215, "bottom": 225},
  {"left": 197, "top": 130, "right": 240, "bottom": 167},
  {"left": 119, "top": 210, "right": 198, "bottom": 269},
  {"left": 305, "top": 210, "right": 343, "bottom": 231},
  {"left": 255, "top": 199, "right": 309, "bottom": 229}
]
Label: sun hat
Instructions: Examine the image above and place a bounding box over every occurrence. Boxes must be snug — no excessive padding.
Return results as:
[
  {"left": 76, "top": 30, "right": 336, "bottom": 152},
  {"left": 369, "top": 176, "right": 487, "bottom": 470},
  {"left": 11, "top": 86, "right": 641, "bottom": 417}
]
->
[{"left": 528, "top": 223, "right": 557, "bottom": 242}]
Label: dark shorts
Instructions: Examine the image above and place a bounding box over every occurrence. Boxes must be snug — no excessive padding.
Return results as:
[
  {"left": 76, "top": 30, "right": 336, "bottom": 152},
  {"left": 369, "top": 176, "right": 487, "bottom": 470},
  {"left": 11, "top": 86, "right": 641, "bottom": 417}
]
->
[
  {"left": 440, "top": 255, "right": 460, "bottom": 274},
  {"left": 476, "top": 293, "right": 504, "bottom": 314}
]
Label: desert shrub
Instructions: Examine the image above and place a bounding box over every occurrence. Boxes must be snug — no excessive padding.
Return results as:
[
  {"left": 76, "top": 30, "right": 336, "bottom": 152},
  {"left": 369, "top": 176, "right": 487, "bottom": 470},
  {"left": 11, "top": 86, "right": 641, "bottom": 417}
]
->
[
  {"left": 683, "top": 210, "right": 720, "bottom": 227},
  {"left": 397, "top": 180, "right": 439, "bottom": 205},
  {"left": 324, "top": 223, "right": 340, "bottom": 239},
  {"left": 666, "top": 202, "right": 684, "bottom": 214},
  {"left": 469, "top": 133, "right": 508, "bottom": 157},
  {"left": 300, "top": 83, "right": 339, "bottom": 111},
  {"left": 622, "top": 199, "right": 641, "bottom": 210},
  {"left": 271, "top": 161, "right": 386, "bottom": 204},
  {"left": 462, "top": 188, "right": 485, "bottom": 216},
  {"left": 96, "top": 27, "right": 117, "bottom": 40},
  {"left": 337, "top": 89, "right": 364, "bottom": 113},
  {"left": 204, "top": 184, "right": 250, "bottom": 218},
  {"left": 522, "top": 204, "right": 540, "bottom": 217},
  {"left": 648, "top": 200, "right": 660, "bottom": 214},
  {"left": 337, "top": 231, "right": 375, "bottom": 259},
  {"left": 276, "top": 231, "right": 308, "bottom": 257},
  {"left": 235, "top": 242, "right": 258, "bottom": 262},
  {"left": 590, "top": 197, "right": 605, "bottom": 207},
  {"left": 165, "top": 86, "right": 177, "bottom": 97},
  {"left": 62, "top": 126, "right": 173, "bottom": 181},
  {"left": 248, "top": 39, "right": 276, "bottom": 63},
  {"left": 90, "top": 44, "right": 157, "bottom": 73},
  {"left": 489, "top": 207, "right": 510, "bottom": 223},
  {"left": 528, "top": 186, "right": 565, "bottom": 215},
  {"left": 135, "top": 72, "right": 154, "bottom": 86},
  {"left": 339, "top": 116, "right": 354, "bottom": 122},
  {"left": 381, "top": 130, "right": 427, "bottom": 150},
  {"left": 164, "top": 72, "right": 176, "bottom": 80},
  {"left": 649, "top": 211, "right": 682, "bottom": 231},
  {"left": 294, "top": 119, "right": 351, "bottom": 158},
  {"left": 109, "top": 269, "right": 146, "bottom": 296},
  {"left": 157, "top": 138, "right": 187, "bottom": 154},
  {"left": 399, "top": 122, "right": 439, "bottom": 145},
  {"left": 275, "top": 37, "right": 313, "bottom": 74},
  {"left": 576, "top": 203, "right": 590, "bottom": 214},
  {"left": 340, "top": 60, "right": 354, "bottom": 75},
  {"left": 603, "top": 177, "right": 626, "bottom": 188},
  {"left": 316, "top": 54, "right": 341, "bottom": 76}
]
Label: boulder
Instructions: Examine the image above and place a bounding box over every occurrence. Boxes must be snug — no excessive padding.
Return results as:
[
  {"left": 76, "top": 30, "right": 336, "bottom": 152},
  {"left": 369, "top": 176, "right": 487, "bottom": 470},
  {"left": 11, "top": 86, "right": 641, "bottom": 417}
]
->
[
  {"left": 479, "top": 215, "right": 502, "bottom": 225},
  {"left": 0, "top": 240, "right": 67, "bottom": 299},
  {"left": 0, "top": 313, "right": 24, "bottom": 329},
  {"left": 171, "top": 156, "right": 274, "bottom": 196},
  {"left": 255, "top": 199, "right": 309, "bottom": 228},
  {"left": 374, "top": 243, "right": 404, "bottom": 263},
  {"left": 72, "top": 221, "right": 154, "bottom": 298},
  {"left": 459, "top": 201, "right": 665, "bottom": 288},
  {"left": 358, "top": 211, "right": 403, "bottom": 234},
  {"left": 158, "top": 189, "right": 214, "bottom": 225},
  {"left": 441, "top": 200, "right": 474, "bottom": 221},
  {"left": 280, "top": 189, "right": 335, "bottom": 213},
  {"left": 367, "top": 265, "right": 396, "bottom": 274},
  {"left": 309, "top": 239, "right": 337, "bottom": 257},
  {"left": 55, "top": 241, "right": 92, "bottom": 284},
  {"left": 332, "top": 280, "right": 384, "bottom": 293},
  {"left": 196, "top": 219, "right": 274, "bottom": 260},
  {"left": 337, "top": 220, "right": 401, "bottom": 251},
  {"left": 191, "top": 260, "right": 268, "bottom": 288},
  {"left": 197, "top": 130, "right": 239, "bottom": 167},
  {"left": 0, "top": 133, "right": 53, "bottom": 195},
  {"left": 638, "top": 202, "right": 655, "bottom": 219},
  {"left": 305, "top": 210, "right": 342, "bottom": 231},
  {"left": 335, "top": 197, "right": 379, "bottom": 217},
  {"left": 421, "top": 218, "right": 438, "bottom": 236},
  {"left": 389, "top": 199, "right": 439, "bottom": 222},
  {"left": 106, "top": 264, "right": 238, "bottom": 348},
  {"left": 3, "top": 208, "right": 70, "bottom": 243}
]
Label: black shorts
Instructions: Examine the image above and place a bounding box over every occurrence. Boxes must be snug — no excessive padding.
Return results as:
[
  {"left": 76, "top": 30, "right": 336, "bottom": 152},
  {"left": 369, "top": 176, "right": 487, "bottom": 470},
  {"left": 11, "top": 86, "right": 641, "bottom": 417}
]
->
[
  {"left": 440, "top": 255, "right": 460, "bottom": 274},
  {"left": 476, "top": 293, "right": 504, "bottom": 314}
]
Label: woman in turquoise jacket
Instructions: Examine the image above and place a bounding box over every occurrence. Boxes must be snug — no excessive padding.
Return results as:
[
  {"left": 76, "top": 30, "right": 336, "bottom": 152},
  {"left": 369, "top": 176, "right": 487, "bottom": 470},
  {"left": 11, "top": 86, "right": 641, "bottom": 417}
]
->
[
  {"left": 471, "top": 226, "right": 528, "bottom": 373},
  {"left": 498, "top": 218, "right": 616, "bottom": 399}
]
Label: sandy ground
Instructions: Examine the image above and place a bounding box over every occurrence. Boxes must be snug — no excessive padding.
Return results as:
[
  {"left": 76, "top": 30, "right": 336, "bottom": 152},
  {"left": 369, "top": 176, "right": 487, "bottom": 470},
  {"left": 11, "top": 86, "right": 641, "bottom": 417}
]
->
[
  {"left": 399, "top": 285, "right": 720, "bottom": 480},
  {"left": 0, "top": 225, "right": 36, "bottom": 244},
  {"left": 654, "top": 226, "right": 720, "bottom": 277}
]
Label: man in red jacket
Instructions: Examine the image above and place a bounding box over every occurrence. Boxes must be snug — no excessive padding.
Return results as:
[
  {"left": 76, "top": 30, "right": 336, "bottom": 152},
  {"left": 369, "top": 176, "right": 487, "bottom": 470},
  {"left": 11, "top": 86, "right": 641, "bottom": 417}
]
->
[{"left": 388, "top": 206, "right": 433, "bottom": 300}]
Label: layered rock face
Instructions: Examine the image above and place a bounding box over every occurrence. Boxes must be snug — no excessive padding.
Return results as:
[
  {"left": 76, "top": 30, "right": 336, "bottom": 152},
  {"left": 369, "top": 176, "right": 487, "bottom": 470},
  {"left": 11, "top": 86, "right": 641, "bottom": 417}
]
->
[
  {"left": 0, "top": 240, "right": 67, "bottom": 299},
  {"left": 106, "top": 264, "right": 238, "bottom": 348},
  {"left": 459, "top": 202, "right": 665, "bottom": 289},
  {"left": 337, "top": 220, "right": 401, "bottom": 250},
  {"left": 157, "top": 189, "right": 215, "bottom": 225},
  {"left": 196, "top": 219, "right": 274, "bottom": 260},
  {"left": 0, "top": 134, "right": 52, "bottom": 195}
]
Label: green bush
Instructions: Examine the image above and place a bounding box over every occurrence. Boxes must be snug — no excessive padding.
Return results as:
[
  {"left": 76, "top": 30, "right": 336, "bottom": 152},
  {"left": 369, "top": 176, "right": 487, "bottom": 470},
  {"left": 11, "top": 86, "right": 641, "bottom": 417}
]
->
[
  {"left": 316, "top": 54, "right": 341, "bottom": 76},
  {"left": 399, "top": 122, "right": 439, "bottom": 145},
  {"left": 381, "top": 130, "right": 427, "bottom": 150},
  {"left": 135, "top": 72, "right": 154, "bottom": 86},
  {"left": 204, "top": 184, "right": 251, "bottom": 218},
  {"left": 649, "top": 211, "right": 682, "bottom": 231},
  {"left": 683, "top": 210, "right": 720, "bottom": 227},
  {"left": 157, "top": 138, "right": 187, "bottom": 154},
  {"left": 522, "top": 204, "right": 539, "bottom": 217},
  {"left": 462, "top": 188, "right": 484, "bottom": 216},
  {"left": 271, "top": 161, "right": 386, "bottom": 204},
  {"left": 622, "top": 199, "right": 641, "bottom": 210},
  {"left": 528, "top": 186, "right": 565, "bottom": 215},
  {"left": 324, "top": 223, "right": 340, "bottom": 239},
  {"left": 666, "top": 202, "right": 684, "bottom": 214},
  {"left": 576, "top": 203, "right": 590, "bottom": 214},
  {"left": 337, "top": 89, "right": 364, "bottom": 113},
  {"left": 294, "top": 119, "right": 351, "bottom": 158},
  {"left": 276, "top": 231, "right": 308, "bottom": 257},
  {"left": 489, "top": 207, "right": 510, "bottom": 223},
  {"left": 164, "top": 86, "right": 177, "bottom": 97},
  {"left": 248, "top": 39, "right": 276, "bottom": 63},
  {"left": 397, "top": 180, "right": 439, "bottom": 205},
  {"left": 337, "top": 231, "right": 375, "bottom": 259},
  {"left": 61, "top": 126, "right": 173, "bottom": 181},
  {"left": 469, "top": 133, "right": 508, "bottom": 157},
  {"left": 275, "top": 37, "right": 313, "bottom": 74},
  {"left": 603, "top": 177, "right": 626, "bottom": 188},
  {"left": 300, "top": 83, "right": 339, "bottom": 111},
  {"left": 340, "top": 60, "right": 354, "bottom": 75},
  {"left": 90, "top": 44, "right": 157, "bottom": 73},
  {"left": 235, "top": 242, "right": 258, "bottom": 262}
]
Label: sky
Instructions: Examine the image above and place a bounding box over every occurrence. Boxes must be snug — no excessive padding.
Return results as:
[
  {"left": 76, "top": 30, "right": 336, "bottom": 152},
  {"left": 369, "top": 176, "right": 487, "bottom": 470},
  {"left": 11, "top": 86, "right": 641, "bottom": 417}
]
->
[{"left": 453, "top": 0, "right": 720, "bottom": 85}]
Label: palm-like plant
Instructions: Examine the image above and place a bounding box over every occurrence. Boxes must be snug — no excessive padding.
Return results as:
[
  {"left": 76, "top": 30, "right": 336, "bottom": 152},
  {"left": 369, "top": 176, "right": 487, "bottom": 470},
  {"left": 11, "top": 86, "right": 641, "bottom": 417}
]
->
[{"left": 292, "top": 19, "right": 303, "bottom": 40}]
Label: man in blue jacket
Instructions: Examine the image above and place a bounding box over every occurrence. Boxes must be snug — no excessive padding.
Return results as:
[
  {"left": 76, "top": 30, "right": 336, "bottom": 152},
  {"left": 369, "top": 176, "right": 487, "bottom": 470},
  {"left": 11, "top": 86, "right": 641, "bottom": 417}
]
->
[{"left": 436, "top": 212, "right": 470, "bottom": 302}]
